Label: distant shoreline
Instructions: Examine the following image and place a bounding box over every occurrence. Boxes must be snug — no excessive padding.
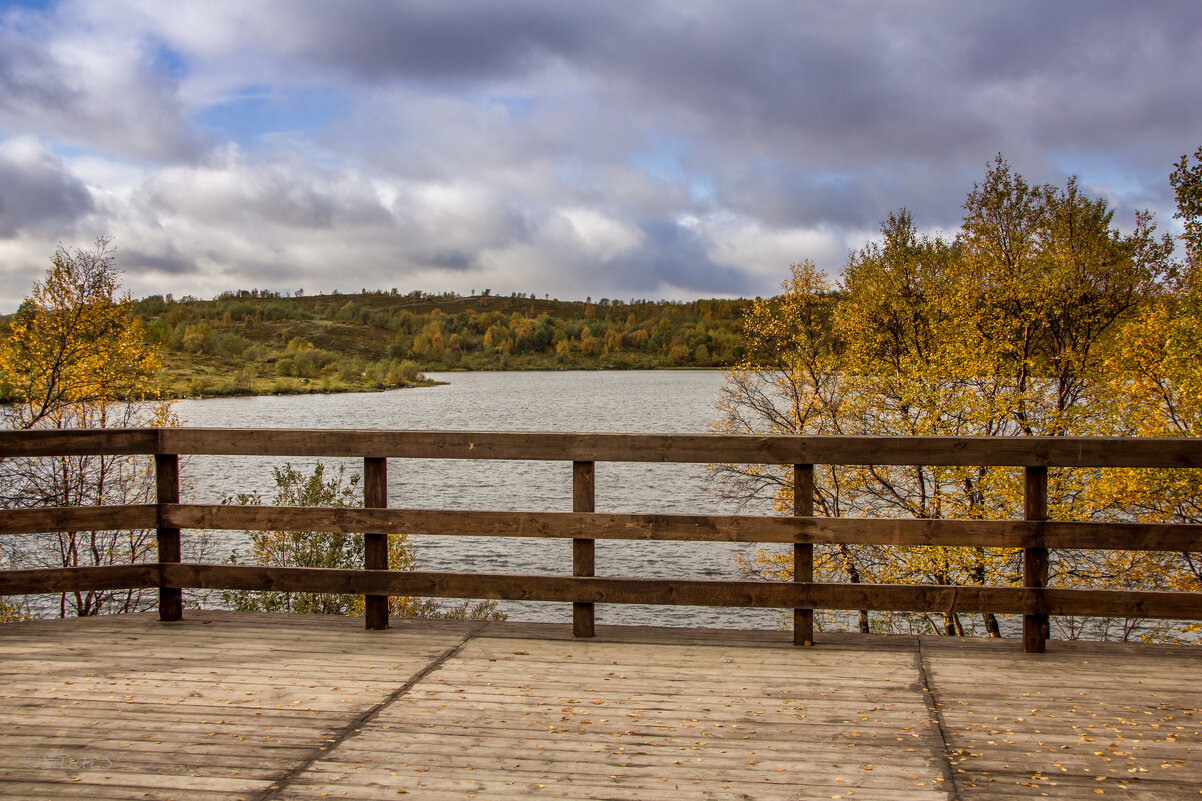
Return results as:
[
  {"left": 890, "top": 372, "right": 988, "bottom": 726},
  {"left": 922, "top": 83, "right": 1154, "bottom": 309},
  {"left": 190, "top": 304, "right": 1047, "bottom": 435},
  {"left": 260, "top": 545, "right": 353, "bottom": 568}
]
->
[{"left": 160, "top": 365, "right": 725, "bottom": 401}]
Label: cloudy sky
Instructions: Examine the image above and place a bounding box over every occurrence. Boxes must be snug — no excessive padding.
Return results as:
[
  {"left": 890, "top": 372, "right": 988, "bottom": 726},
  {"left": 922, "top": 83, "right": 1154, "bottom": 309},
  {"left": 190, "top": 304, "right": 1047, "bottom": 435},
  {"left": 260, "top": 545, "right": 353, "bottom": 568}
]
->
[{"left": 1, "top": 1, "right": 1199, "bottom": 311}]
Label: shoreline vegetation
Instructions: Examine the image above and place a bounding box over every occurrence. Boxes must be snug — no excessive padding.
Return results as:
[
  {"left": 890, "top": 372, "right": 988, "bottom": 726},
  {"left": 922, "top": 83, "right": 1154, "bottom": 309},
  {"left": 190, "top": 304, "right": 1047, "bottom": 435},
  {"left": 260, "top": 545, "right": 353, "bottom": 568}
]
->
[{"left": 130, "top": 289, "right": 754, "bottom": 399}]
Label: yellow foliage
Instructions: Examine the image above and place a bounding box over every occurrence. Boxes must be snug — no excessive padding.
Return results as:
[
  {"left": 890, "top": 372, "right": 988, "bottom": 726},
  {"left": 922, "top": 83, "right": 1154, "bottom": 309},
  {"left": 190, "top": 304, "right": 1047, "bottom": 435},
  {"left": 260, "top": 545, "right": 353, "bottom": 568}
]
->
[
  {"left": 1, "top": 237, "right": 179, "bottom": 618},
  {"left": 714, "top": 159, "right": 1196, "bottom": 640},
  {"left": 0, "top": 599, "right": 27, "bottom": 622},
  {"left": 0, "top": 237, "right": 162, "bottom": 426}
]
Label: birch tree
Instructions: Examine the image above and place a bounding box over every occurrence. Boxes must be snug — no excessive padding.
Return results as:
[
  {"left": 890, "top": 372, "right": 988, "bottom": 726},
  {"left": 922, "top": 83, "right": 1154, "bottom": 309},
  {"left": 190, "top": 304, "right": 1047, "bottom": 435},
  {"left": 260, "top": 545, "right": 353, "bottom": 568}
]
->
[{"left": 1, "top": 238, "right": 175, "bottom": 617}]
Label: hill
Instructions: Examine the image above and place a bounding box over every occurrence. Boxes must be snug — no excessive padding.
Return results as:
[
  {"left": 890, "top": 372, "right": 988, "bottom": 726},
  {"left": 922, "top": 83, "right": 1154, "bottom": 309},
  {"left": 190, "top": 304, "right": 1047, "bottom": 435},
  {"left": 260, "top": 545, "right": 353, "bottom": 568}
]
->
[{"left": 132, "top": 289, "right": 754, "bottom": 397}]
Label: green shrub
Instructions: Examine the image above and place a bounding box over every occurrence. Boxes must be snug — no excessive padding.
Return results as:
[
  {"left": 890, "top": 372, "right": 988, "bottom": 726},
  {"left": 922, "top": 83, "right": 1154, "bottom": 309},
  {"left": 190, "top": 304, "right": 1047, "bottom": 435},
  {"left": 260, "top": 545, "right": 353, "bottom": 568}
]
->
[
  {"left": 222, "top": 463, "right": 503, "bottom": 620},
  {"left": 212, "top": 332, "right": 249, "bottom": 358}
]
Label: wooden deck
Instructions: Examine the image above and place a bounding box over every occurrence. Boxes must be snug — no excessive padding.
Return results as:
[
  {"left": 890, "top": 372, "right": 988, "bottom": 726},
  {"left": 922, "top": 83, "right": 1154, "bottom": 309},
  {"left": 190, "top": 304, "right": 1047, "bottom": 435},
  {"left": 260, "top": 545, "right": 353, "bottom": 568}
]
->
[{"left": 0, "top": 613, "right": 1198, "bottom": 800}]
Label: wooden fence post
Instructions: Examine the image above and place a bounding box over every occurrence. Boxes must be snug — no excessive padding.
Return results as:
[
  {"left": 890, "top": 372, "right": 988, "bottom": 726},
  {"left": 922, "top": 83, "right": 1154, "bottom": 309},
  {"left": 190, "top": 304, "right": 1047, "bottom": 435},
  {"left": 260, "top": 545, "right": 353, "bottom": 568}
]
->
[
  {"left": 155, "top": 453, "right": 181, "bottom": 622},
  {"left": 364, "top": 457, "right": 388, "bottom": 630},
  {"left": 573, "top": 460, "right": 595, "bottom": 638},
  {"left": 794, "top": 464, "right": 815, "bottom": 646},
  {"left": 1023, "top": 466, "right": 1049, "bottom": 653}
]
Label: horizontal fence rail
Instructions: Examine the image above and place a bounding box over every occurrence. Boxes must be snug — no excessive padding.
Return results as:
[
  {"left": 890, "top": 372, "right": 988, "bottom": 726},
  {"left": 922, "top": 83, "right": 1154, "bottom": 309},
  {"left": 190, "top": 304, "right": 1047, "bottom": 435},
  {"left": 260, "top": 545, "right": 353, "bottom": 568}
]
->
[
  {"left": 7, "top": 504, "right": 1202, "bottom": 552},
  {"left": 5, "top": 427, "right": 1202, "bottom": 467},
  {"left": 2, "top": 427, "right": 1201, "bottom": 652},
  {"left": 3, "top": 563, "right": 1199, "bottom": 623}
]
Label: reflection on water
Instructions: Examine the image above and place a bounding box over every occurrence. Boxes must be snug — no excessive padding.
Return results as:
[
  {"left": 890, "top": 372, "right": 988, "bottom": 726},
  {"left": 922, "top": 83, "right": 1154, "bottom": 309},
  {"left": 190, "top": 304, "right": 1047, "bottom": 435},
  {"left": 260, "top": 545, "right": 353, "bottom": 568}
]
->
[{"left": 175, "top": 371, "right": 787, "bottom": 629}]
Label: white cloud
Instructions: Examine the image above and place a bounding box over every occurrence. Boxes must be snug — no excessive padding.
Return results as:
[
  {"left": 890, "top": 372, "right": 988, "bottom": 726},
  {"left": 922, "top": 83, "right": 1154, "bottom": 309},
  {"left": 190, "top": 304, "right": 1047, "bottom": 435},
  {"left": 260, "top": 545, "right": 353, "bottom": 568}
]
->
[
  {"left": 701, "top": 215, "right": 852, "bottom": 280},
  {"left": 556, "top": 208, "right": 644, "bottom": 261}
]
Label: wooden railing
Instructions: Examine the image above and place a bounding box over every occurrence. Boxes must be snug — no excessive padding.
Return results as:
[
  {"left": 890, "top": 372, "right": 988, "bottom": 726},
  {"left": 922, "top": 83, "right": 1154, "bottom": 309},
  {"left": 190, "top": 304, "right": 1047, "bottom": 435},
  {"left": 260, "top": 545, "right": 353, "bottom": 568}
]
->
[{"left": 2, "top": 428, "right": 1202, "bottom": 652}]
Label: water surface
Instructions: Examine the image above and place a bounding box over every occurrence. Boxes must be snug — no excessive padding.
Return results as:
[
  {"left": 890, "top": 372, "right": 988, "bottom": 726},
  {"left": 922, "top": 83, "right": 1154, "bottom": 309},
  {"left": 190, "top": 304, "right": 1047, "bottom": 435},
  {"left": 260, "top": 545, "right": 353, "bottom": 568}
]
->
[{"left": 175, "top": 371, "right": 787, "bottom": 629}]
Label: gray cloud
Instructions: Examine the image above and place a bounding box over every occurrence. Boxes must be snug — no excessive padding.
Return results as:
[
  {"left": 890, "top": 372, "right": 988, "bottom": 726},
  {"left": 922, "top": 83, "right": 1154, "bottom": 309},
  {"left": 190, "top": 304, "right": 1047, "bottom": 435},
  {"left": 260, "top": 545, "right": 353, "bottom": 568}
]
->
[
  {"left": 0, "top": 138, "right": 93, "bottom": 237},
  {"left": 120, "top": 248, "right": 198, "bottom": 277},
  {"left": 134, "top": 148, "right": 398, "bottom": 230},
  {"left": 0, "top": 9, "right": 204, "bottom": 161},
  {"left": 622, "top": 220, "right": 756, "bottom": 296},
  {"left": 0, "top": 28, "right": 80, "bottom": 111},
  {"left": 262, "top": 0, "right": 611, "bottom": 84},
  {"left": 420, "top": 250, "right": 478, "bottom": 272}
]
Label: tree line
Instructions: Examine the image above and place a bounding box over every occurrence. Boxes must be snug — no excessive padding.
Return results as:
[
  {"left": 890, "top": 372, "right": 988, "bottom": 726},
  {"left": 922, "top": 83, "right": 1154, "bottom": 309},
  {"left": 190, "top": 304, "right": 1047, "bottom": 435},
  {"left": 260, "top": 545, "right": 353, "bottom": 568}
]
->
[{"left": 129, "top": 289, "right": 753, "bottom": 397}]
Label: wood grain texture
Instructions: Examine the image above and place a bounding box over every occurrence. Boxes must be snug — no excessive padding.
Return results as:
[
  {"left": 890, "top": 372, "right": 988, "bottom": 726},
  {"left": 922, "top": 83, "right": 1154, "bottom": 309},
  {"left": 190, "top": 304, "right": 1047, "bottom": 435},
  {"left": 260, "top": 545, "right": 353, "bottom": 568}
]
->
[
  {"left": 1023, "top": 466, "right": 1049, "bottom": 653},
  {"left": 0, "top": 428, "right": 157, "bottom": 458},
  {"left": 0, "top": 612, "right": 472, "bottom": 801},
  {"left": 156, "top": 453, "right": 182, "bottom": 622},
  {"left": 160, "top": 503, "right": 1202, "bottom": 550},
  {"left": 793, "top": 464, "right": 815, "bottom": 647},
  {"left": 157, "top": 428, "right": 1202, "bottom": 466},
  {"left": 4, "top": 612, "right": 1199, "bottom": 800},
  {"left": 159, "top": 563, "right": 1202, "bottom": 619},
  {"left": 572, "top": 460, "right": 595, "bottom": 639},
  {"left": 0, "top": 565, "right": 159, "bottom": 595},
  {"left": 4, "top": 426, "right": 1197, "bottom": 467},
  {"left": 0, "top": 504, "right": 157, "bottom": 535},
  {"left": 362, "top": 456, "right": 388, "bottom": 631}
]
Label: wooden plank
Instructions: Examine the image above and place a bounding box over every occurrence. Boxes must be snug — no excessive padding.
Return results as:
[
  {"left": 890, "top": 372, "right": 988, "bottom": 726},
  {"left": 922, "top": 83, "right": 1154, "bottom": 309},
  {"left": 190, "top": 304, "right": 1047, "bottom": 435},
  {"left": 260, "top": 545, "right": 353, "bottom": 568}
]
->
[
  {"left": 6, "top": 426, "right": 1202, "bottom": 467},
  {"left": 0, "top": 783, "right": 248, "bottom": 801},
  {"left": 573, "top": 460, "right": 595, "bottom": 639},
  {"left": 0, "top": 428, "right": 158, "bottom": 458},
  {"left": 152, "top": 428, "right": 1202, "bottom": 467},
  {"left": 0, "top": 564, "right": 159, "bottom": 595},
  {"left": 1023, "top": 466, "right": 1049, "bottom": 653},
  {"left": 1041, "top": 586, "right": 1202, "bottom": 618},
  {"left": 160, "top": 503, "right": 1202, "bottom": 551},
  {"left": 0, "top": 504, "right": 157, "bottom": 535},
  {"left": 793, "top": 464, "right": 814, "bottom": 647},
  {"left": 363, "top": 456, "right": 388, "bottom": 631},
  {"left": 155, "top": 453, "right": 181, "bottom": 623},
  {"left": 160, "top": 563, "right": 1202, "bottom": 619}
]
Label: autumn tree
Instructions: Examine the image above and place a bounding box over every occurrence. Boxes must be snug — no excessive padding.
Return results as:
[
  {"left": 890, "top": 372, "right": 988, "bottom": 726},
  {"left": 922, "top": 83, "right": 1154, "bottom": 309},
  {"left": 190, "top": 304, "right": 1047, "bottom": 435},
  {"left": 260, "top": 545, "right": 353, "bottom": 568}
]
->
[
  {"left": 0, "top": 237, "right": 176, "bottom": 618},
  {"left": 712, "top": 261, "right": 882, "bottom": 631},
  {"left": 959, "top": 159, "right": 1171, "bottom": 440},
  {"left": 1170, "top": 146, "right": 1202, "bottom": 275},
  {"left": 716, "top": 157, "right": 1185, "bottom": 639},
  {"left": 956, "top": 161, "right": 1171, "bottom": 636},
  {"left": 836, "top": 210, "right": 1021, "bottom": 635},
  {"left": 1086, "top": 148, "right": 1202, "bottom": 637},
  {"left": 713, "top": 261, "right": 842, "bottom": 507},
  {"left": 0, "top": 238, "right": 159, "bottom": 426}
]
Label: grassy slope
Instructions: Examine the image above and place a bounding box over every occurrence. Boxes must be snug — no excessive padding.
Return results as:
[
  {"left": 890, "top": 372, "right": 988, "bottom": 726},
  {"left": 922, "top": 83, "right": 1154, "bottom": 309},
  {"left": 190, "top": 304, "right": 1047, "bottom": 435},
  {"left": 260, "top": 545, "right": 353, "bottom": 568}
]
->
[{"left": 132, "top": 290, "right": 753, "bottom": 398}]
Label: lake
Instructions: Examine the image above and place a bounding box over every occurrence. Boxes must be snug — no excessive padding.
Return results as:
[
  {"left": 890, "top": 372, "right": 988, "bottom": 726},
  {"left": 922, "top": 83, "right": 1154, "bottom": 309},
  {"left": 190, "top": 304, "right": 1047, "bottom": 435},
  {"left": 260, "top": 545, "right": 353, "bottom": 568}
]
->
[{"left": 175, "top": 370, "right": 787, "bottom": 629}]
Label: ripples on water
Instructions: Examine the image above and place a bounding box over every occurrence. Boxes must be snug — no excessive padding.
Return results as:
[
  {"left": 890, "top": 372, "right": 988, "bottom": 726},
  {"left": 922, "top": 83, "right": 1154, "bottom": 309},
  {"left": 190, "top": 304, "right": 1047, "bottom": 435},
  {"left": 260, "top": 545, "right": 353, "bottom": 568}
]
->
[{"left": 175, "top": 371, "right": 787, "bottom": 629}]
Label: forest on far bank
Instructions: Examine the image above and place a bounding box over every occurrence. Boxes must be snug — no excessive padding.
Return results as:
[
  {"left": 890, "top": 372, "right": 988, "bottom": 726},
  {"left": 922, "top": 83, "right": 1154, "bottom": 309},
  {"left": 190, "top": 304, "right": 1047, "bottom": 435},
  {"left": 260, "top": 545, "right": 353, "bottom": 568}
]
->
[{"left": 128, "top": 288, "right": 757, "bottom": 397}]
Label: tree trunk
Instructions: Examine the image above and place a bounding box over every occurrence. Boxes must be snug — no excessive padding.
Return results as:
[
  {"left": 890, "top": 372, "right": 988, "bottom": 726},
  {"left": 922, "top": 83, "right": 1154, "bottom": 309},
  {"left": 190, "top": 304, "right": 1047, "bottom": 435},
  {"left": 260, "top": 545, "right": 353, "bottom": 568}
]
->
[{"left": 838, "top": 545, "right": 871, "bottom": 633}]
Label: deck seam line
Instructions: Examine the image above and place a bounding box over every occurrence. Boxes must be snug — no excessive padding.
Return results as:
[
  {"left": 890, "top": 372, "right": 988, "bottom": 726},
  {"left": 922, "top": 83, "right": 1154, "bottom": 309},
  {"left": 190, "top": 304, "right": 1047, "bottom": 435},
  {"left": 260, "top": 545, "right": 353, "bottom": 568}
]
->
[
  {"left": 915, "top": 637, "right": 962, "bottom": 801},
  {"left": 251, "top": 621, "right": 487, "bottom": 801}
]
